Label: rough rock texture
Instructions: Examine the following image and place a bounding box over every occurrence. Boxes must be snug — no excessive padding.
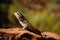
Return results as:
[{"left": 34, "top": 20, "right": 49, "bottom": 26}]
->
[{"left": 0, "top": 28, "right": 60, "bottom": 40}]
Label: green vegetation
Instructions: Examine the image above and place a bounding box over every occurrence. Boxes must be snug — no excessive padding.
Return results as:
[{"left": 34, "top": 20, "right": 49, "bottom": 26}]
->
[{"left": 0, "top": 0, "right": 60, "bottom": 35}]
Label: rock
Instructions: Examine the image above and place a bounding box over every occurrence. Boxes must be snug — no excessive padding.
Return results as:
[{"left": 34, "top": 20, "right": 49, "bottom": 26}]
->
[{"left": 0, "top": 28, "right": 60, "bottom": 40}]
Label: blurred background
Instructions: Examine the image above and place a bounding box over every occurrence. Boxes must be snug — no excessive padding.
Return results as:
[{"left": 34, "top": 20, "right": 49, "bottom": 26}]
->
[{"left": 0, "top": 0, "right": 60, "bottom": 35}]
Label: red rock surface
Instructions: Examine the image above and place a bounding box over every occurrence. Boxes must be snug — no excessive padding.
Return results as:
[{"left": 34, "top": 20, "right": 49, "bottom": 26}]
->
[{"left": 0, "top": 28, "right": 60, "bottom": 40}]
